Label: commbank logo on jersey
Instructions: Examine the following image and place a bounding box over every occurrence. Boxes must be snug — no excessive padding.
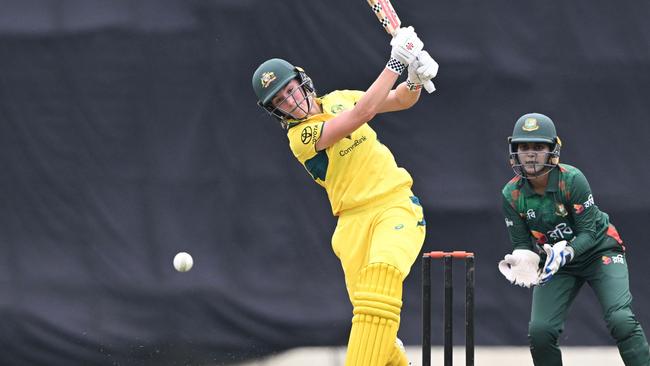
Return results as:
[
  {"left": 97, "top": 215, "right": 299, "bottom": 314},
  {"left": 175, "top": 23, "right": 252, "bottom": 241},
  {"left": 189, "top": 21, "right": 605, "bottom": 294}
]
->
[
  {"left": 260, "top": 72, "right": 276, "bottom": 88},
  {"left": 301, "top": 126, "right": 313, "bottom": 144},
  {"left": 522, "top": 117, "right": 539, "bottom": 131},
  {"left": 339, "top": 135, "right": 367, "bottom": 156}
]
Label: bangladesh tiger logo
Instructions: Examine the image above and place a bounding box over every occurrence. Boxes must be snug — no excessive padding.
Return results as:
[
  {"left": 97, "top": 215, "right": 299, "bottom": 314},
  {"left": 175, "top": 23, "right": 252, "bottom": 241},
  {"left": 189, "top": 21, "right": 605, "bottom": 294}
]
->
[{"left": 522, "top": 117, "right": 539, "bottom": 131}]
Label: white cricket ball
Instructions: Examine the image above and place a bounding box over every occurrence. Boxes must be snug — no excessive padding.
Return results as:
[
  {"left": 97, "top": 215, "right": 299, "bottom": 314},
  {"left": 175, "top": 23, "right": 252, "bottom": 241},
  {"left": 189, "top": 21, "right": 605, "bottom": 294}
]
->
[{"left": 173, "top": 252, "right": 193, "bottom": 272}]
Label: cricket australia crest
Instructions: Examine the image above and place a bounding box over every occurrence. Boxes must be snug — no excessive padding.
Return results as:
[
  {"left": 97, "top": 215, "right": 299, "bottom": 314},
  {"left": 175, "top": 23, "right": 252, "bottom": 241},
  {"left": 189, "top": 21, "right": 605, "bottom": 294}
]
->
[{"left": 260, "top": 72, "right": 276, "bottom": 88}]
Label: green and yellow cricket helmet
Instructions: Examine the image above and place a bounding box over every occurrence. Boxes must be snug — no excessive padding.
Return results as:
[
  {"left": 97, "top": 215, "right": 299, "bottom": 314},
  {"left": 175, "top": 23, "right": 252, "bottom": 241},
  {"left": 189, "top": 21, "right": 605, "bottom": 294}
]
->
[{"left": 252, "top": 58, "right": 300, "bottom": 107}]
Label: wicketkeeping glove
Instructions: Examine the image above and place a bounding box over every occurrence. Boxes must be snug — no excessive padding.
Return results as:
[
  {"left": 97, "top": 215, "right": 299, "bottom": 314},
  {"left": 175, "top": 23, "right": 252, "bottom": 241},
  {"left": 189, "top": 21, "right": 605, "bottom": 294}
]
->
[
  {"left": 539, "top": 240, "right": 574, "bottom": 285},
  {"left": 498, "top": 249, "right": 541, "bottom": 288}
]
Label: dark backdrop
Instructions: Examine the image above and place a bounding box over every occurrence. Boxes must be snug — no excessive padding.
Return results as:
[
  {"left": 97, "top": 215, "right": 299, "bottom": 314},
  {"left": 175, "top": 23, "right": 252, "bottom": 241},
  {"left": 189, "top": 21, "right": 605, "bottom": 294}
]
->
[{"left": 0, "top": 0, "right": 649, "bottom": 365}]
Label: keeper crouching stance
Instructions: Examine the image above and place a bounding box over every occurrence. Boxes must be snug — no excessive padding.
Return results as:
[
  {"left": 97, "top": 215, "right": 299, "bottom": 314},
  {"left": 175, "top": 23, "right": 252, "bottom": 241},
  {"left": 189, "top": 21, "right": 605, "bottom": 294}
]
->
[
  {"left": 252, "top": 26, "right": 438, "bottom": 366},
  {"left": 498, "top": 113, "right": 650, "bottom": 366}
]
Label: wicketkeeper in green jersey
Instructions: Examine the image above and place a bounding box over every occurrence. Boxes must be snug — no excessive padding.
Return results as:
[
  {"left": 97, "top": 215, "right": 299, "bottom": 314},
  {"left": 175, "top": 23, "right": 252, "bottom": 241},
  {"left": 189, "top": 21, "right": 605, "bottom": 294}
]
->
[
  {"left": 498, "top": 113, "right": 650, "bottom": 365},
  {"left": 252, "top": 27, "right": 438, "bottom": 366}
]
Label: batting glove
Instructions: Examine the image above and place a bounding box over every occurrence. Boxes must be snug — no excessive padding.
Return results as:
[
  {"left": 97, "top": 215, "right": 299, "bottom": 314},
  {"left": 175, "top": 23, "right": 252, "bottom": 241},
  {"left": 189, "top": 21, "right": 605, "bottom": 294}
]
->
[
  {"left": 406, "top": 58, "right": 424, "bottom": 91},
  {"left": 498, "top": 249, "right": 541, "bottom": 288},
  {"left": 415, "top": 51, "right": 439, "bottom": 81},
  {"left": 407, "top": 50, "right": 438, "bottom": 90},
  {"left": 539, "top": 241, "right": 574, "bottom": 285},
  {"left": 387, "top": 26, "right": 424, "bottom": 74}
]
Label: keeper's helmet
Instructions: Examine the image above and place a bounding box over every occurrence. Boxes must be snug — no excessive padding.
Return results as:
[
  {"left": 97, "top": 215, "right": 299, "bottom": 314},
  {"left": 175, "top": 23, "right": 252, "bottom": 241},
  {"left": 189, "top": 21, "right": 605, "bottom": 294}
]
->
[
  {"left": 508, "top": 113, "right": 562, "bottom": 178},
  {"left": 252, "top": 58, "right": 315, "bottom": 129}
]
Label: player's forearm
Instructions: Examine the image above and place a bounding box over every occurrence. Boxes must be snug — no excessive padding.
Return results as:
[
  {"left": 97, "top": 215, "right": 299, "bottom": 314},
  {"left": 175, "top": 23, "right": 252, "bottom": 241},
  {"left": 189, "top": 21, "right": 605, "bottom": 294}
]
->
[
  {"left": 567, "top": 231, "right": 596, "bottom": 257},
  {"left": 314, "top": 68, "right": 398, "bottom": 150},
  {"left": 376, "top": 82, "right": 420, "bottom": 113},
  {"left": 395, "top": 81, "right": 421, "bottom": 108},
  {"left": 502, "top": 198, "right": 534, "bottom": 251},
  {"left": 353, "top": 67, "right": 400, "bottom": 120}
]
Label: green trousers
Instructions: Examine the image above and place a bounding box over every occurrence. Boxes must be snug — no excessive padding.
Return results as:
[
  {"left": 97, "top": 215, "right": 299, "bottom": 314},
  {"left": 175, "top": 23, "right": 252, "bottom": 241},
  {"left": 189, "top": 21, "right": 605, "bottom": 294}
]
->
[{"left": 529, "top": 249, "right": 650, "bottom": 366}]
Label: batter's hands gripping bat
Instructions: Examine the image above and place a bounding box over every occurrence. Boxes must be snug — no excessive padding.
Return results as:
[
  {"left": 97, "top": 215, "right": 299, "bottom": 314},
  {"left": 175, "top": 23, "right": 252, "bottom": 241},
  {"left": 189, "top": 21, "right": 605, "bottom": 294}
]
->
[{"left": 368, "top": 0, "right": 436, "bottom": 93}]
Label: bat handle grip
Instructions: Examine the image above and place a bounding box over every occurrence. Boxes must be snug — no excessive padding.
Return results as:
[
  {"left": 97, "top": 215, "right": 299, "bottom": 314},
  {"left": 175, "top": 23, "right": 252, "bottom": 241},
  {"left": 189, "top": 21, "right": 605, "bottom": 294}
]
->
[{"left": 423, "top": 80, "right": 435, "bottom": 93}]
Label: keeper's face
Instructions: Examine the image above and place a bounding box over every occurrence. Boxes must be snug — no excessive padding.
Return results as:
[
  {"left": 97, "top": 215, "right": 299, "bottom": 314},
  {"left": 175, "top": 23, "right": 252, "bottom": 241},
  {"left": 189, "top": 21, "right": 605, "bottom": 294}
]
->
[
  {"left": 516, "top": 142, "right": 552, "bottom": 175},
  {"left": 270, "top": 79, "right": 309, "bottom": 120}
]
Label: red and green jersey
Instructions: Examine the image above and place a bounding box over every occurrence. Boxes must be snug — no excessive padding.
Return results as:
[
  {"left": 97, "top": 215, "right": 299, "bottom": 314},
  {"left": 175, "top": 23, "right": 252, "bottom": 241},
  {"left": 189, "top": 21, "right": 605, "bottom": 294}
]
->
[{"left": 501, "top": 164, "right": 624, "bottom": 260}]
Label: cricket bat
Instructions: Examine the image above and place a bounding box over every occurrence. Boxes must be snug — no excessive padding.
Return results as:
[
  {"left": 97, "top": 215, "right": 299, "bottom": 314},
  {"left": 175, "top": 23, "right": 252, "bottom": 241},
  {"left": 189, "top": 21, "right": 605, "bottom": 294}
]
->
[{"left": 367, "top": 0, "right": 435, "bottom": 93}]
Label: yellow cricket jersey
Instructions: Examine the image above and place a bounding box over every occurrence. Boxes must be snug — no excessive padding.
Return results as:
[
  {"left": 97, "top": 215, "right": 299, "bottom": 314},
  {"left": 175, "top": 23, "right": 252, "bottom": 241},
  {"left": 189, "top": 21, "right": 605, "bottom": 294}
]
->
[{"left": 286, "top": 89, "right": 413, "bottom": 216}]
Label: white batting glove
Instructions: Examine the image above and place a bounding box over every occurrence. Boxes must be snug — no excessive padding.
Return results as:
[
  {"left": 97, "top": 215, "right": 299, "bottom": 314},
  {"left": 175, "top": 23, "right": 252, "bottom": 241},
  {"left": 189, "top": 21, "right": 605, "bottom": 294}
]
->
[
  {"left": 539, "top": 241, "right": 574, "bottom": 285},
  {"left": 406, "top": 58, "right": 424, "bottom": 91},
  {"left": 498, "top": 249, "right": 541, "bottom": 288},
  {"left": 414, "top": 51, "right": 439, "bottom": 81},
  {"left": 387, "top": 26, "right": 424, "bottom": 74},
  {"left": 406, "top": 50, "right": 439, "bottom": 91}
]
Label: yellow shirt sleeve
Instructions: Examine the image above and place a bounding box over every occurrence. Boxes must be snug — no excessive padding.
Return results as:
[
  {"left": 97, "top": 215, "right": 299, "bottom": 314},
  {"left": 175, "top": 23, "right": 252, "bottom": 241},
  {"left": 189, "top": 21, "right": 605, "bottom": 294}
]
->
[
  {"left": 320, "top": 90, "right": 364, "bottom": 115},
  {"left": 287, "top": 120, "right": 324, "bottom": 164}
]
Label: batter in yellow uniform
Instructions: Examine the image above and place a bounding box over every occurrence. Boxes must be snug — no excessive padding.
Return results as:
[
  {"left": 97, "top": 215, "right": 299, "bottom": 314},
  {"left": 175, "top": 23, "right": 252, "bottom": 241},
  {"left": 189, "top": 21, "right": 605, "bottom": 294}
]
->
[{"left": 252, "top": 26, "right": 439, "bottom": 366}]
